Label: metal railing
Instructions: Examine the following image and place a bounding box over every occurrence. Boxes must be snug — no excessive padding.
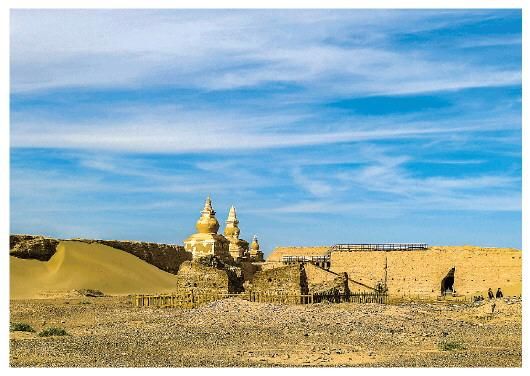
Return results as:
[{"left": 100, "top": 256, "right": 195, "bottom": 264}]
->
[
  {"left": 330, "top": 243, "right": 428, "bottom": 252},
  {"left": 281, "top": 255, "right": 330, "bottom": 263}
]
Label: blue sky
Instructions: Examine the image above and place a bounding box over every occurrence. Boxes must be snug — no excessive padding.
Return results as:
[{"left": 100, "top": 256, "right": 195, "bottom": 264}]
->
[{"left": 10, "top": 9, "right": 522, "bottom": 253}]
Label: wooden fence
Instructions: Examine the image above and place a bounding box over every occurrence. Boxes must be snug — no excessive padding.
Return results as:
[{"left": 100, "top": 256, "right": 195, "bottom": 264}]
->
[
  {"left": 131, "top": 290, "right": 388, "bottom": 308},
  {"left": 313, "top": 291, "right": 388, "bottom": 304}
]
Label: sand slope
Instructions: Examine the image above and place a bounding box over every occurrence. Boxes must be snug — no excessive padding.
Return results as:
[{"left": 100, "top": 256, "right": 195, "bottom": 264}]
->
[{"left": 10, "top": 241, "right": 179, "bottom": 299}]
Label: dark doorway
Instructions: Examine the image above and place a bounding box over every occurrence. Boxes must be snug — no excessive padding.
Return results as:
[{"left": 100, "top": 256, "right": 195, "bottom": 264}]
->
[{"left": 441, "top": 267, "right": 455, "bottom": 295}]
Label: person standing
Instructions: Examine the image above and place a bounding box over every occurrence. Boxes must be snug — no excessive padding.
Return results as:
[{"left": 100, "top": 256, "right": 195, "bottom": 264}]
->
[
  {"left": 488, "top": 288, "right": 494, "bottom": 300},
  {"left": 496, "top": 288, "right": 503, "bottom": 299}
]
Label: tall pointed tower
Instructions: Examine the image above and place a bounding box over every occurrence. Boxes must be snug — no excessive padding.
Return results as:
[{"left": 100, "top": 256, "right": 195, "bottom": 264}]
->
[
  {"left": 224, "top": 205, "right": 249, "bottom": 261},
  {"left": 183, "top": 196, "right": 230, "bottom": 261}
]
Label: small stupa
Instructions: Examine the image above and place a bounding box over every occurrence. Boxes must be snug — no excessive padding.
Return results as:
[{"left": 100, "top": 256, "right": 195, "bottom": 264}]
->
[
  {"left": 183, "top": 196, "right": 230, "bottom": 262},
  {"left": 249, "top": 235, "right": 264, "bottom": 262},
  {"left": 224, "top": 206, "right": 249, "bottom": 261}
]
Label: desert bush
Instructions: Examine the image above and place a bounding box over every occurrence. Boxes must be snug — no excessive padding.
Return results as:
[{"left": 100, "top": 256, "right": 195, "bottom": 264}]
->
[
  {"left": 438, "top": 341, "right": 466, "bottom": 351},
  {"left": 10, "top": 322, "right": 35, "bottom": 332},
  {"left": 38, "top": 327, "right": 69, "bottom": 337}
]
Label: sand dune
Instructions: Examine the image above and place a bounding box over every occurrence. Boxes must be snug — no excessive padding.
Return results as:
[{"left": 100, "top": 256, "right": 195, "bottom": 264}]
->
[{"left": 10, "top": 241, "right": 179, "bottom": 299}]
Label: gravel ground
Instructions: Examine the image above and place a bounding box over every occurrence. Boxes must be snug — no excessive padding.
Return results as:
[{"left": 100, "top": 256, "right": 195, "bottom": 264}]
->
[{"left": 9, "top": 296, "right": 521, "bottom": 367}]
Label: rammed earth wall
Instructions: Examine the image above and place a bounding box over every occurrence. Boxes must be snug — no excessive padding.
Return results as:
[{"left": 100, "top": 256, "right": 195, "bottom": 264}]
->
[
  {"left": 329, "top": 246, "right": 522, "bottom": 298},
  {"left": 250, "top": 264, "right": 307, "bottom": 294},
  {"left": 267, "top": 246, "right": 330, "bottom": 262}
]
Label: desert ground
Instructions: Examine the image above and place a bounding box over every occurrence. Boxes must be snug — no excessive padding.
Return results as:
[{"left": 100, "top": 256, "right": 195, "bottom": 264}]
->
[
  {"left": 9, "top": 240, "right": 522, "bottom": 367},
  {"left": 10, "top": 296, "right": 521, "bottom": 367}
]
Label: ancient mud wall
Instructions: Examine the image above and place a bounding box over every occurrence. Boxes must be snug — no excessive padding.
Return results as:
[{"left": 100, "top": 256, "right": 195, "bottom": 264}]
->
[
  {"left": 80, "top": 239, "right": 190, "bottom": 274},
  {"left": 10, "top": 234, "right": 191, "bottom": 274},
  {"left": 239, "top": 261, "right": 260, "bottom": 283},
  {"left": 267, "top": 246, "right": 329, "bottom": 262},
  {"left": 250, "top": 264, "right": 307, "bottom": 294},
  {"left": 256, "top": 261, "right": 288, "bottom": 271},
  {"left": 175, "top": 261, "right": 231, "bottom": 292},
  {"left": 329, "top": 246, "right": 522, "bottom": 298},
  {"left": 303, "top": 263, "right": 349, "bottom": 294},
  {"left": 303, "top": 262, "right": 337, "bottom": 285}
]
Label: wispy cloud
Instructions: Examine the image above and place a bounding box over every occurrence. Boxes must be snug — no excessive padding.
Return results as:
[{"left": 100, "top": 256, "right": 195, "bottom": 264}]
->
[
  {"left": 10, "top": 105, "right": 520, "bottom": 153},
  {"left": 10, "top": 9, "right": 522, "bottom": 249},
  {"left": 10, "top": 10, "right": 521, "bottom": 96}
]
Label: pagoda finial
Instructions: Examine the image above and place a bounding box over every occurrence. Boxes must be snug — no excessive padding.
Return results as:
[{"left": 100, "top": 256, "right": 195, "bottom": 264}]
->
[
  {"left": 251, "top": 234, "right": 260, "bottom": 251},
  {"left": 224, "top": 205, "right": 240, "bottom": 238},
  {"left": 202, "top": 195, "right": 214, "bottom": 214},
  {"left": 196, "top": 195, "right": 219, "bottom": 233},
  {"left": 227, "top": 205, "right": 237, "bottom": 221}
]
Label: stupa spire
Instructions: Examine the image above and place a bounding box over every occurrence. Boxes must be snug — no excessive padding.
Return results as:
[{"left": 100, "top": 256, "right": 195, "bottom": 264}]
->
[
  {"left": 249, "top": 234, "right": 263, "bottom": 261},
  {"left": 202, "top": 195, "right": 215, "bottom": 215},
  {"left": 224, "top": 205, "right": 240, "bottom": 238},
  {"left": 195, "top": 195, "right": 219, "bottom": 234},
  {"left": 227, "top": 205, "right": 238, "bottom": 223},
  {"left": 251, "top": 235, "right": 260, "bottom": 250}
]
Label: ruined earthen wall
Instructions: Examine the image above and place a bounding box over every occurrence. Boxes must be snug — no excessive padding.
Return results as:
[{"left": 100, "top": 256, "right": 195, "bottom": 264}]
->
[
  {"left": 9, "top": 235, "right": 59, "bottom": 261},
  {"left": 239, "top": 261, "right": 260, "bottom": 283},
  {"left": 303, "top": 263, "right": 350, "bottom": 294},
  {"left": 10, "top": 234, "right": 191, "bottom": 274},
  {"left": 82, "top": 239, "right": 191, "bottom": 274},
  {"left": 329, "top": 251, "right": 387, "bottom": 290},
  {"left": 303, "top": 263, "right": 338, "bottom": 285},
  {"left": 250, "top": 264, "right": 304, "bottom": 294},
  {"left": 175, "top": 261, "right": 230, "bottom": 292},
  {"left": 10, "top": 234, "right": 46, "bottom": 250},
  {"left": 330, "top": 246, "right": 522, "bottom": 298},
  {"left": 267, "top": 246, "right": 330, "bottom": 262},
  {"left": 256, "top": 261, "right": 288, "bottom": 271}
]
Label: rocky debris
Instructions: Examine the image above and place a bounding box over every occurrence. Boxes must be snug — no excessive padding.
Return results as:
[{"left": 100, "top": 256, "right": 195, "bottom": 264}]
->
[
  {"left": 10, "top": 235, "right": 59, "bottom": 261},
  {"left": 10, "top": 234, "right": 41, "bottom": 249},
  {"left": 9, "top": 297, "right": 521, "bottom": 367}
]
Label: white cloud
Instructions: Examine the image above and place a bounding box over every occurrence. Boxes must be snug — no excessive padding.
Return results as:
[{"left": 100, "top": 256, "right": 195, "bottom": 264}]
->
[
  {"left": 11, "top": 107, "right": 513, "bottom": 153},
  {"left": 10, "top": 10, "right": 521, "bottom": 96}
]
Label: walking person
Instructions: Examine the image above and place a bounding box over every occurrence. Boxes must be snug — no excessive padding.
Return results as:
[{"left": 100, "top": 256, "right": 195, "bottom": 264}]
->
[
  {"left": 488, "top": 288, "right": 494, "bottom": 300},
  {"left": 496, "top": 288, "right": 503, "bottom": 299}
]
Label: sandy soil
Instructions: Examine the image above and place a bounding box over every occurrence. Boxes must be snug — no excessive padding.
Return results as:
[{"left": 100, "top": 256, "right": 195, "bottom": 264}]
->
[
  {"left": 10, "top": 241, "right": 179, "bottom": 299},
  {"left": 9, "top": 296, "right": 521, "bottom": 367}
]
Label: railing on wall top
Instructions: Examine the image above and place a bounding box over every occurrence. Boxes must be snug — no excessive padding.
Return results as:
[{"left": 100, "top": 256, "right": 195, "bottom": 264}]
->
[
  {"left": 281, "top": 255, "right": 330, "bottom": 263},
  {"left": 329, "top": 243, "right": 428, "bottom": 252}
]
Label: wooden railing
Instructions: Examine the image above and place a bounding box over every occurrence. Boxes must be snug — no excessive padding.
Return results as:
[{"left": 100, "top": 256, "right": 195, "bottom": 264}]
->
[
  {"left": 313, "top": 291, "right": 388, "bottom": 304},
  {"left": 131, "top": 290, "right": 388, "bottom": 308}
]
